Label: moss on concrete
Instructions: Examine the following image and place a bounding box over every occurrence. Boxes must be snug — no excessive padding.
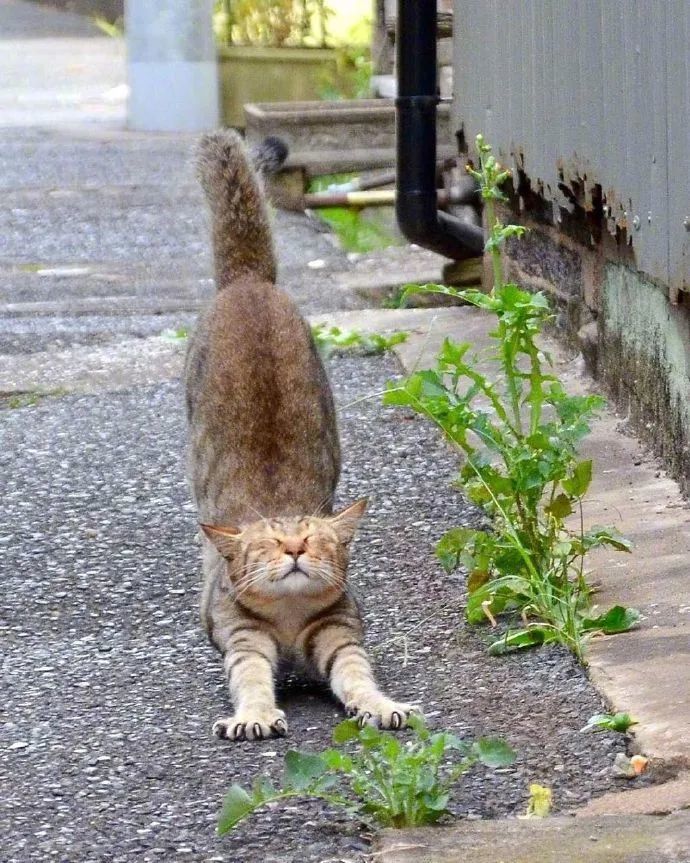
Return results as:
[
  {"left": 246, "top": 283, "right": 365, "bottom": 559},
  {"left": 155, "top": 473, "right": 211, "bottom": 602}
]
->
[{"left": 601, "top": 264, "right": 690, "bottom": 496}]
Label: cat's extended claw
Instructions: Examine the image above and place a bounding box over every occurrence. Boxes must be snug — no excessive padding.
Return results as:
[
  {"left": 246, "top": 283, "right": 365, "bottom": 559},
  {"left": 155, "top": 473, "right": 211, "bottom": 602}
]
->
[
  {"left": 345, "top": 695, "right": 415, "bottom": 731},
  {"left": 271, "top": 718, "right": 288, "bottom": 737},
  {"left": 212, "top": 709, "right": 288, "bottom": 742}
]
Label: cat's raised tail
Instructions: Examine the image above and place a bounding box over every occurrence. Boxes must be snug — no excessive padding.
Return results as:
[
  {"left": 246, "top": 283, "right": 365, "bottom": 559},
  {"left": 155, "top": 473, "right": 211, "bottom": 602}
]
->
[{"left": 196, "top": 130, "right": 288, "bottom": 289}]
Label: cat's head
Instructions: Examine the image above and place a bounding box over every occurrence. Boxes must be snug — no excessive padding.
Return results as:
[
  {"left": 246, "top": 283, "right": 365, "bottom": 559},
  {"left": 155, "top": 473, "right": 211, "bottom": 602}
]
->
[{"left": 201, "top": 499, "right": 367, "bottom": 598}]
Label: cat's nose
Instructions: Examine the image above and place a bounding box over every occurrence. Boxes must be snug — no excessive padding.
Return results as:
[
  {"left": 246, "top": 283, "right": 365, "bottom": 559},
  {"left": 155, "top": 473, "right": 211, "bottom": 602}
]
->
[{"left": 283, "top": 538, "right": 306, "bottom": 557}]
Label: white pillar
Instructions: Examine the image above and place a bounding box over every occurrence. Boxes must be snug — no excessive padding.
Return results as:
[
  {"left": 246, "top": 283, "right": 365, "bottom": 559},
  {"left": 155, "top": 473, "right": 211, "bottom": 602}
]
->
[{"left": 126, "top": 0, "right": 219, "bottom": 132}]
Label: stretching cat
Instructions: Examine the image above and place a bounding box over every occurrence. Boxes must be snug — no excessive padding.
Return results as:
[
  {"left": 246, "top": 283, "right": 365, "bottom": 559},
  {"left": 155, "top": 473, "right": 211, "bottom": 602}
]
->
[{"left": 185, "top": 130, "right": 412, "bottom": 742}]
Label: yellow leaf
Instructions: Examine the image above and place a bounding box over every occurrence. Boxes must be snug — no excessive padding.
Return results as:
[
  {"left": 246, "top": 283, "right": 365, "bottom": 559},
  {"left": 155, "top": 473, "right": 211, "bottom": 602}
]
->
[{"left": 525, "top": 783, "right": 552, "bottom": 818}]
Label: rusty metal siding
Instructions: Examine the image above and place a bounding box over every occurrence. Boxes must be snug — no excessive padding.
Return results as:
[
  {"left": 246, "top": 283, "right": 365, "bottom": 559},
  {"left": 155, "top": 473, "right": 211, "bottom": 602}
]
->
[{"left": 452, "top": 0, "right": 689, "bottom": 292}]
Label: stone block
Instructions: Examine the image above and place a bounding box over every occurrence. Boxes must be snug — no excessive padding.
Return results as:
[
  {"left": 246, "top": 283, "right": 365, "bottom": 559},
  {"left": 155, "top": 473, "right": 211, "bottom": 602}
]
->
[{"left": 245, "top": 99, "right": 454, "bottom": 176}]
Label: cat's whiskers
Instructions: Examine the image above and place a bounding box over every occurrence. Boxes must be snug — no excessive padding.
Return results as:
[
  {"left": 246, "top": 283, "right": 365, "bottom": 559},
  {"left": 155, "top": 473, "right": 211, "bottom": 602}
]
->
[
  {"left": 304, "top": 562, "right": 342, "bottom": 589},
  {"left": 236, "top": 572, "right": 267, "bottom": 592},
  {"left": 310, "top": 494, "right": 333, "bottom": 518},
  {"left": 234, "top": 578, "right": 269, "bottom": 601},
  {"left": 234, "top": 565, "right": 271, "bottom": 597},
  {"left": 244, "top": 502, "right": 269, "bottom": 523},
  {"left": 238, "top": 564, "right": 269, "bottom": 585}
]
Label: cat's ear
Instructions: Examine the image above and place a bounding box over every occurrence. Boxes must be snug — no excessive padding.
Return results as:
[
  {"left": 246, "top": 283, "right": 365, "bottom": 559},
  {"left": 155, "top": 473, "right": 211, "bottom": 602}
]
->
[
  {"left": 200, "top": 523, "right": 242, "bottom": 559},
  {"left": 329, "top": 498, "right": 368, "bottom": 545}
]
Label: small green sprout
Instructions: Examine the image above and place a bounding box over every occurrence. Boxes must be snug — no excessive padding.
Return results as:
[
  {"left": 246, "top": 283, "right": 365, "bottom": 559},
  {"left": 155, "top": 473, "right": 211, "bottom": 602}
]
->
[
  {"left": 160, "top": 326, "right": 190, "bottom": 341},
  {"left": 581, "top": 712, "right": 638, "bottom": 734},
  {"left": 311, "top": 324, "right": 407, "bottom": 358}
]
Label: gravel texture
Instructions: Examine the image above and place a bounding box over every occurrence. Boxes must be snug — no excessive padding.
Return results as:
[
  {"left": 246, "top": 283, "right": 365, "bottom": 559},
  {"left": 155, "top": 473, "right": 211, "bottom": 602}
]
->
[{"left": 1, "top": 354, "right": 628, "bottom": 863}]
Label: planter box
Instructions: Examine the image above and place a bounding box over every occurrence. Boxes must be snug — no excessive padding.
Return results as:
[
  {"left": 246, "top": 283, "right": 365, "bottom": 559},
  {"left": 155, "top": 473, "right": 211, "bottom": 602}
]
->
[
  {"left": 218, "top": 46, "right": 337, "bottom": 127},
  {"left": 245, "top": 99, "right": 454, "bottom": 176}
]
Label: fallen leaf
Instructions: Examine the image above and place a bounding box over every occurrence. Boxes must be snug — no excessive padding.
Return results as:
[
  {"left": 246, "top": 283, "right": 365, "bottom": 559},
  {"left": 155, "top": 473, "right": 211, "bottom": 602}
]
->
[{"left": 631, "top": 755, "right": 649, "bottom": 775}]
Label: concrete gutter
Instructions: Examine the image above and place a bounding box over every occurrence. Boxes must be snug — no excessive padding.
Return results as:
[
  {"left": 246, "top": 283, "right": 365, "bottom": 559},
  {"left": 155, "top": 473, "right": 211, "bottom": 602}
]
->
[
  {"left": 376, "top": 812, "right": 690, "bottom": 863},
  {"left": 311, "top": 306, "right": 690, "bottom": 858}
]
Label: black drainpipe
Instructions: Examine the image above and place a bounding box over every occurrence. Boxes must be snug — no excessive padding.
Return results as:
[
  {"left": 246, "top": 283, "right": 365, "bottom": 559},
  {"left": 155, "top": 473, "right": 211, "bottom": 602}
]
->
[{"left": 395, "top": 0, "right": 484, "bottom": 260}]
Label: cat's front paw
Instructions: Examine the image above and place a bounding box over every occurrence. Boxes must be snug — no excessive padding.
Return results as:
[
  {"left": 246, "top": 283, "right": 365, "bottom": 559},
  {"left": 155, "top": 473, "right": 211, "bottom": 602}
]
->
[
  {"left": 212, "top": 708, "right": 288, "bottom": 741},
  {"left": 345, "top": 694, "right": 416, "bottom": 730}
]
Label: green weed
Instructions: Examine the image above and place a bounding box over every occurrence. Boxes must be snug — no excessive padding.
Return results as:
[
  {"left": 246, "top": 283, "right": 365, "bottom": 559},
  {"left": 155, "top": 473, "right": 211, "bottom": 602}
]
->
[
  {"left": 581, "top": 712, "right": 637, "bottom": 734},
  {"left": 381, "top": 286, "right": 408, "bottom": 309},
  {"left": 218, "top": 715, "right": 515, "bottom": 834},
  {"left": 308, "top": 174, "right": 399, "bottom": 253},
  {"left": 3, "top": 388, "right": 68, "bottom": 409},
  {"left": 7, "top": 393, "right": 41, "bottom": 409},
  {"left": 160, "top": 326, "right": 190, "bottom": 342},
  {"left": 319, "top": 207, "right": 398, "bottom": 253},
  {"left": 318, "top": 44, "right": 373, "bottom": 100},
  {"left": 524, "top": 783, "right": 552, "bottom": 817},
  {"left": 384, "top": 135, "right": 639, "bottom": 661},
  {"left": 312, "top": 324, "right": 407, "bottom": 358}
]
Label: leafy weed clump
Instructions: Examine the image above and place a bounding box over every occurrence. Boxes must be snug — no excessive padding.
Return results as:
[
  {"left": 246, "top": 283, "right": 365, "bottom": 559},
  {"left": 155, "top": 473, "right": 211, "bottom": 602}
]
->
[
  {"left": 384, "top": 135, "right": 639, "bottom": 661},
  {"left": 218, "top": 715, "right": 515, "bottom": 834},
  {"left": 312, "top": 324, "right": 407, "bottom": 358}
]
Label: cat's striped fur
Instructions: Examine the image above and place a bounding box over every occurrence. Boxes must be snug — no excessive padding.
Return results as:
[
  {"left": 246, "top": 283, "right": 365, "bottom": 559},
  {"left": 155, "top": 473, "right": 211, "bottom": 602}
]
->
[{"left": 185, "top": 130, "right": 412, "bottom": 741}]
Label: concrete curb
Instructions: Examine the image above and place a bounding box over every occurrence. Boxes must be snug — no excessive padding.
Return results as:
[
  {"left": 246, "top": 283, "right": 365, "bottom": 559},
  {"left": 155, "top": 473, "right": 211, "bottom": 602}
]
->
[{"left": 376, "top": 812, "right": 690, "bottom": 863}]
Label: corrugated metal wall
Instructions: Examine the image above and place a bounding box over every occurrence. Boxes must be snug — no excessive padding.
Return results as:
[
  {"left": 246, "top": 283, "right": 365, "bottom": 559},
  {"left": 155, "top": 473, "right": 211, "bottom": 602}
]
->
[{"left": 452, "top": 0, "right": 689, "bottom": 293}]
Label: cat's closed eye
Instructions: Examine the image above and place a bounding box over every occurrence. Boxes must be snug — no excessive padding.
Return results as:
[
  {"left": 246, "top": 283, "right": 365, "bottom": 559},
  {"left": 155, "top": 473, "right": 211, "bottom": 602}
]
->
[{"left": 252, "top": 538, "right": 281, "bottom": 553}]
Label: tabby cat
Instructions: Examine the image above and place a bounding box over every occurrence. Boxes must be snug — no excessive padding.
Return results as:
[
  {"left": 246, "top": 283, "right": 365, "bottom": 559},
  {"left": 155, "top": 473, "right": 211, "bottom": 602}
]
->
[{"left": 185, "top": 130, "right": 412, "bottom": 742}]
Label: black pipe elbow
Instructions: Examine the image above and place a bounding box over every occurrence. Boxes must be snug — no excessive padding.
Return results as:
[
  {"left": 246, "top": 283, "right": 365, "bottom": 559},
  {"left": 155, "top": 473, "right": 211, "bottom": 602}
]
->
[
  {"left": 394, "top": 186, "right": 485, "bottom": 261},
  {"left": 395, "top": 0, "right": 484, "bottom": 261}
]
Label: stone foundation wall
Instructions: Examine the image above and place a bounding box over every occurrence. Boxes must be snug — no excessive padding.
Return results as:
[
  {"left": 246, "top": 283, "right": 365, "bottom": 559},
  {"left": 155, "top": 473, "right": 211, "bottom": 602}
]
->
[{"left": 500, "top": 214, "right": 690, "bottom": 496}]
